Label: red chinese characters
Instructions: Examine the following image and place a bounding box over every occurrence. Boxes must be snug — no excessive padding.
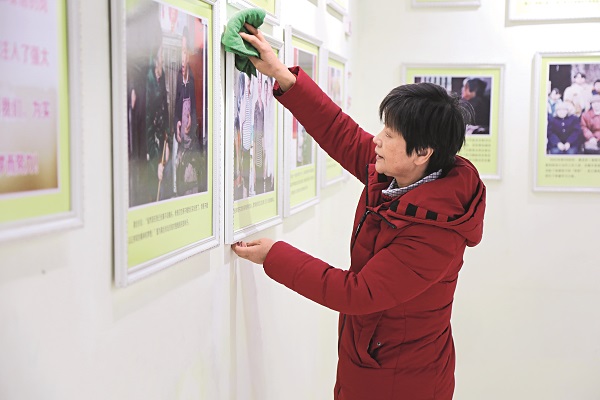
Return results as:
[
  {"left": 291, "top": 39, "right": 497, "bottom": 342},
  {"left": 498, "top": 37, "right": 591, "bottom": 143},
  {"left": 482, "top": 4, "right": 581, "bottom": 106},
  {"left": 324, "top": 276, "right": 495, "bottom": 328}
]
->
[
  {"left": 1, "top": 97, "right": 24, "bottom": 119},
  {"left": 6, "top": 0, "right": 48, "bottom": 13},
  {"left": 0, "top": 97, "right": 52, "bottom": 119},
  {"left": 0, "top": 41, "right": 49, "bottom": 66},
  {"left": 32, "top": 100, "right": 50, "bottom": 118},
  {"left": 0, "top": 152, "right": 39, "bottom": 176}
]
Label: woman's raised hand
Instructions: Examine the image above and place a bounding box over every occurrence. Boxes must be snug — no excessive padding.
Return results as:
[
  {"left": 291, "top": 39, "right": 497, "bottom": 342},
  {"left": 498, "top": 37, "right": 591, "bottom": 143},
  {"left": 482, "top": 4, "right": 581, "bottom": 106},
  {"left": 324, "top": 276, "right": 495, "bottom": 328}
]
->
[{"left": 239, "top": 23, "right": 296, "bottom": 91}]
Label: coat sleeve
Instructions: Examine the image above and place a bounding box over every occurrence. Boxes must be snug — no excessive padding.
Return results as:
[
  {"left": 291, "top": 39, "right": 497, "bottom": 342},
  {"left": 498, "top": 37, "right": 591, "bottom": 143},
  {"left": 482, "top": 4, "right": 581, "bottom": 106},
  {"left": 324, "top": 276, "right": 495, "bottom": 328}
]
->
[
  {"left": 581, "top": 113, "right": 593, "bottom": 140},
  {"left": 263, "top": 225, "right": 462, "bottom": 315},
  {"left": 274, "top": 67, "right": 376, "bottom": 183}
]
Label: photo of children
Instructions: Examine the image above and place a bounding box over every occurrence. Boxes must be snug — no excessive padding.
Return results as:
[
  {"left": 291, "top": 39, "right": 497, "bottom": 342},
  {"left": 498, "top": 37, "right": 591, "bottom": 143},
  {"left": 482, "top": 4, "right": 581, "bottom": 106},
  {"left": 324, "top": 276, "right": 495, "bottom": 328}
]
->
[
  {"left": 545, "top": 64, "right": 600, "bottom": 155},
  {"left": 232, "top": 69, "right": 277, "bottom": 201},
  {"left": 413, "top": 75, "right": 492, "bottom": 135},
  {"left": 126, "top": 1, "right": 209, "bottom": 207}
]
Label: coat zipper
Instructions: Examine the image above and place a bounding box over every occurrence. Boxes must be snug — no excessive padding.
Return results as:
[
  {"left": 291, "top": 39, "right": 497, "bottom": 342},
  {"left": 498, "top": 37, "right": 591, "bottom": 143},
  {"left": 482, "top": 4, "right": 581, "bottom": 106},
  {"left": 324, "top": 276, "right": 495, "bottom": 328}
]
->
[{"left": 339, "top": 165, "right": 395, "bottom": 354}]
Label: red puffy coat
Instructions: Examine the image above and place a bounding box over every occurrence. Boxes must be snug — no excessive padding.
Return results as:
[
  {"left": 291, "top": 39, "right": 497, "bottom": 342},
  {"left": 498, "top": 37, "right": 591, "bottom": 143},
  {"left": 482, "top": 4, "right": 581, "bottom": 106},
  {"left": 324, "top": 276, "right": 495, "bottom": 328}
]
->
[{"left": 264, "top": 68, "right": 486, "bottom": 400}]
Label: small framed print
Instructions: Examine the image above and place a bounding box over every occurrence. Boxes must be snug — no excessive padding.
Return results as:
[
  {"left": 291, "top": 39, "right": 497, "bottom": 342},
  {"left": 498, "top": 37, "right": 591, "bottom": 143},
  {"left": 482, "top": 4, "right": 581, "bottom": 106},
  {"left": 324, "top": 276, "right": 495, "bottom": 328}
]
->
[
  {"left": 412, "top": 0, "right": 480, "bottom": 7},
  {"left": 403, "top": 64, "right": 504, "bottom": 180},
  {"left": 227, "top": 0, "right": 280, "bottom": 25},
  {"left": 224, "top": 35, "right": 284, "bottom": 244},
  {"left": 0, "top": 0, "right": 83, "bottom": 242},
  {"left": 508, "top": 0, "right": 600, "bottom": 22},
  {"left": 110, "top": 0, "right": 221, "bottom": 286},
  {"left": 283, "top": 26, "right": 323, "bottom": 216},
  {"left": 321, "top": 50, "right": 348, "bottom": 187},
  {"left": 533, "top": 52, "right": 600, "bottom": 192}
]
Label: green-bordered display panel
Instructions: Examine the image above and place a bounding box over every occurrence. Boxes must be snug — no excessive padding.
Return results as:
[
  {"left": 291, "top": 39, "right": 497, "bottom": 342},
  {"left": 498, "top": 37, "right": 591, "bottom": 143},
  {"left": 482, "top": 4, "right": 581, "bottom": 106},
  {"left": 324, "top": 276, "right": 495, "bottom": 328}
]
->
[
  {"left": 0, "top": 0, "right": 82, "bottom": 242},
  {"left": 224, "top": 35, "right": 284, "bottom": 244},
  {"left": 283, "top": 28, "right": 322, "bottom": 216},
  {"left": 404, "top": 64, "right": 503, "bottom": 180},
  {"left": 326, "top": 0, "right": 349, "bottom": 14},
  {"left": 533, "top": 52, "right": 600, "bottom": 192},
  {"left": 227, "top": 0, "right": 279, "bottom": 25},
  {"left": 412, "top": 0, "right": 480, "bottom": 7},
  {"left": 322, "top": 52, "right": 347, "bottom": 186},
  {"left": 508, "top": 0, "right": 600, "bottom": 22},
  {"left": 111, "top": 0, "right": 220, "bottom": 286}
]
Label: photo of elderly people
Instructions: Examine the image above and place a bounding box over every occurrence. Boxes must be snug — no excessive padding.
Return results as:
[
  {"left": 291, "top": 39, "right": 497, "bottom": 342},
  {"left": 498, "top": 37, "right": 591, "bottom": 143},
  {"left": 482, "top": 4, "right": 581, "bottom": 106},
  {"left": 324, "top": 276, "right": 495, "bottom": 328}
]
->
[
  {"left": 545, "top": 64, "right": 600, "bottom": 155},
  {"left": 126, "top": 1, "right": 209, "bottom": 207}
]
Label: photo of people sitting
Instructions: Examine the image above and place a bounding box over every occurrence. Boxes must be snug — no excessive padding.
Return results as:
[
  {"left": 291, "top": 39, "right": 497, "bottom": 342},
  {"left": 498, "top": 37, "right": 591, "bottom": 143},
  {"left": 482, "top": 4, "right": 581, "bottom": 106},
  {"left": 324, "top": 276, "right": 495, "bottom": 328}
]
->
[
  {"left": 126, "top": 3, "right": 209, "bottom": 207},
  {"left": 546, "top": 65, "right": 600, "bottom": 155}
]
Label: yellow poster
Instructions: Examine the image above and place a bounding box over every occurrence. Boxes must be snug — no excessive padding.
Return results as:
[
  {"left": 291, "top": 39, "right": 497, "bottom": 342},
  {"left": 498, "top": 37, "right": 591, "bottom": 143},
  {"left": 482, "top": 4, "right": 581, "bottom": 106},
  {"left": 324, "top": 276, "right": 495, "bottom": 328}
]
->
[{"left": 0, "top": 0, "right": 74, "bottom": 236}]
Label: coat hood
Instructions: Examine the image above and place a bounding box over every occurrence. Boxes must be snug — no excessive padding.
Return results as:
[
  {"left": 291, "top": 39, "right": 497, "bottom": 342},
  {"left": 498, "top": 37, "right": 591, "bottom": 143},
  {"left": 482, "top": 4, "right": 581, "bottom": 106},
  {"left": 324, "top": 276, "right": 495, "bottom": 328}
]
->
[{"left": 366, "top": 156, "right": 486, "bottom": 247}]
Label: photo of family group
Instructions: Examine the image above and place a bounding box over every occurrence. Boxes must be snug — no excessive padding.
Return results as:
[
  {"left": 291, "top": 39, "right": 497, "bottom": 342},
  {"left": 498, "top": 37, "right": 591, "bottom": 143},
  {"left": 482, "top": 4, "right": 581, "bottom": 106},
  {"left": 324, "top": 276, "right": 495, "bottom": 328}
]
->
[
  {"left": 126, "top": 1, "right": 209, "bottom": 207},
  {"left": 545, "top": 64, "right": 600, "bottom": 155},
  {"left": 293, "top": 47, "right": 317, "bottom": 167},
  {"left": 232, "top": 69, "right": 277, "bottom": 201},
  {"left": 413, "top": 75, "right": 492, "bottom": 135}
]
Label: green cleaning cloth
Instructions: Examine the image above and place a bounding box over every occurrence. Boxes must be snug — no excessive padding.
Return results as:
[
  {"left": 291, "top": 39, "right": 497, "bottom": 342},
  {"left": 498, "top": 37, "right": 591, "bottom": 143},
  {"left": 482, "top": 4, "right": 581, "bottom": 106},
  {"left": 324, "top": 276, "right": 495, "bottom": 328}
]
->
[{"left": 221, "top": 8, "right": 267, "bottom": 77}]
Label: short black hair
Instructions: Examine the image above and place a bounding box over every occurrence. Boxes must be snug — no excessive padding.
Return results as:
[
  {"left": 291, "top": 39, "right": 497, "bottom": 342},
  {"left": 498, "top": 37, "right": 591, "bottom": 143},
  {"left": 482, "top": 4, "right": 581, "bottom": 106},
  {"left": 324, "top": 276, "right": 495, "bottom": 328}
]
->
[
  {"left": 466, "top": 78, "right": 486, "bottom": 97},
  {"left": 379, "top": 82, "right": 473, "bottom": 174}
]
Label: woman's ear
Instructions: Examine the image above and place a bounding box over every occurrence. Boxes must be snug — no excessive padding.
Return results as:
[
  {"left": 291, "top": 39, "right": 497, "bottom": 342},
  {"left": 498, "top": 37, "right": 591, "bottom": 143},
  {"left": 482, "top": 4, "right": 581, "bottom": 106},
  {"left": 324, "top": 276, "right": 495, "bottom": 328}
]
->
[{"left": 415, "top": 148, "right": 433, "bottom": 166}]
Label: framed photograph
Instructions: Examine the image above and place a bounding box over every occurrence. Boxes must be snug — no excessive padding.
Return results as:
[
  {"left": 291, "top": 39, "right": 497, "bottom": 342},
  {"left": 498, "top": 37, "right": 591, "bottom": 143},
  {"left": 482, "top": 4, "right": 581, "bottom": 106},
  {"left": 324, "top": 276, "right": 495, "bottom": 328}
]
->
[
  {"left": 321, "top": 50, "right": 348, "bottom": 187},
  {"left": 412, "top": 0, "right": 480, "bottom": 7},
  {"left": 326, "top": 0, "right": 349, "bottom": 15},
  {"left": 224, "top": 35, "right": 284, "bottom": 244},
  {"left": 111, "top": 0, "right": 221, "bottom": 286},
  {"left": 508, "top": 0, "right": 600, "bottom": 22},
  {"left": 227, "top": 0, "right": 280, "bottom": 25},
  {"left": 0, "top": 0, "right": 83, "bottom": 242},
  {"left": 533, "top": 52, "right": 600, "bottom": 192},
  {"left": 284, "top": 26, "right": 323, "bottom": 216},
  {"left": 403, "top": 64, "right": 504, "bottom": 180}
]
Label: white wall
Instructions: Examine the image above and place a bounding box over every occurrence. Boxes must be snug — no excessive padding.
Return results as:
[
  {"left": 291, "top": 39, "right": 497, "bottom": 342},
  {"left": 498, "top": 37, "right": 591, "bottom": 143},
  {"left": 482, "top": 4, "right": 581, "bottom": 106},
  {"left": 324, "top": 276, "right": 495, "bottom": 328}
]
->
[
  {"left": 2, "top": 1, "right": 599, "bottom": 400},
  {"left": 0, "top": 0, "right": 357, "bottom": 400},
  {"left": 350, "top": 1, "right": 600, "bottom": 399}
]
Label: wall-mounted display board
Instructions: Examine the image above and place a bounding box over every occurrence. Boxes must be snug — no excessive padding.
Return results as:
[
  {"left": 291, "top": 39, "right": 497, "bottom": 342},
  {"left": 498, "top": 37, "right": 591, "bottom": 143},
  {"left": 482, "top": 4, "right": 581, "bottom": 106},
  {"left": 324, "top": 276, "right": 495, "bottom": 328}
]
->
[
  {"left": 533, "top": 52, "right": 600, "bottom": 192},
  {"left": 403, "top": 64, "right": 504, "bottom": 180},
  {"left": 110, "top": 0, "right": 221, "bottom": 286},
  {"left": 0, "top": 0, "right": 82, "bottom": 242},
  {"left": 224, "top": 35, "right": 284, "bottom": 244},
  {"left": 283, "top": 26, "right": 323, "bottom": 216},
  {"left": 227, "top": 0, "right": 280, "bottom": 25},
  {"left": 326, "top": 0, "right": 349, "bottom": 15},
  {"left": 412, "top": 0, "right": 480, "bottom": 7},
  {"left": 508, "top": 0, "right": 600, "bottom": 22},
  {"left": 321, "top": 50, "right": 348, "bottom": 187}
]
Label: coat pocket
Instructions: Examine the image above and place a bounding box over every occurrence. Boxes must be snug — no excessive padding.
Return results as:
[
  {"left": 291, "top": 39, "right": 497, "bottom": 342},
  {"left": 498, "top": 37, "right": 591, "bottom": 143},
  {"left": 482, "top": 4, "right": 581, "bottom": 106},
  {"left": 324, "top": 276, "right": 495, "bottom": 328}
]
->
[
  {"left": 338, "top": 354, "right": 395, "bottom": 400},
  {"left": 355, "top": 311, "right": 384, "bottom": 368}
]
